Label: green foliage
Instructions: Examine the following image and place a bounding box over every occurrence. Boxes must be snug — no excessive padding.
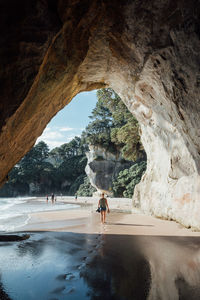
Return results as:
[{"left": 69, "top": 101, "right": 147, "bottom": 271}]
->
[
  {"left": 76, "top": 176, "right": 96, "bottom": 197},
  {"left": 0, "top": 138, "right": 89, "bottom": 196},
  {"left": 59, "top": 156, "right": 87, "bottom": 179},
  {"left": 112, "top": 160, "right": 147, "bottom": 198},
  {"left": 82, "top": 88, "right": 143, "bottom": 160},
  {"left": 0, "top": 165, "right": 29, "bottom": 197},
  {"left": 68, "top": 174, "right": 85, "bottom": 195},
  {"left": 49, "top": 136, "right": 87, "bottom": 164}
]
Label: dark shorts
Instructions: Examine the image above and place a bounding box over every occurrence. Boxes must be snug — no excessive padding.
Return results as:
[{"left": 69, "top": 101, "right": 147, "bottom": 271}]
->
[{"left": 100, "top": 207, "right": 106, "bottom": 211}]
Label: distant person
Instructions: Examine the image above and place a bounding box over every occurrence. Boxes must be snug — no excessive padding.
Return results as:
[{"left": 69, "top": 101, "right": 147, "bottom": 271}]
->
[
  {"left": 51, "top": 193, "right": 55, "bottom": 204},
  {"left": 46, "top": 195, "right": 48, "bottom": 203},
  {"left": 75, "top": 194, "right": 77, "bottom": 200},
  {"left": 98, "top": 193, "right": 110, "bottom": 224}
]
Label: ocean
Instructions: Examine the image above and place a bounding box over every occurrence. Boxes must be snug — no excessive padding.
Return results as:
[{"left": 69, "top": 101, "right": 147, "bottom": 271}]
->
[{"left": 0, "top": 197, "right": 79, "bottom": 232}]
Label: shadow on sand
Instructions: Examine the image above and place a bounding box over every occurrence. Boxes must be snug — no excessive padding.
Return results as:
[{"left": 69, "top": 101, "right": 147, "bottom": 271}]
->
[{"left": 105, "top": 222, "right": 154, "bottom": 227}]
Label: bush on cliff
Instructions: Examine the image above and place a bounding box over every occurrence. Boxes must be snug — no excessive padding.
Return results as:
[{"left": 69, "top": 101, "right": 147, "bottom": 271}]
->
[
  {"left": 76, "top": 176, "right": 96, "bottom": 197},
  {"left": 112, "top": 160, "right": 147, "bottom": 198}
]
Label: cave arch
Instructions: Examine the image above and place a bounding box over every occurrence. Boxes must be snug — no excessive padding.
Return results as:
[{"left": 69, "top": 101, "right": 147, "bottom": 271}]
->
[{"left": 1, "top": 0, "right": 200, "bottom": 228}]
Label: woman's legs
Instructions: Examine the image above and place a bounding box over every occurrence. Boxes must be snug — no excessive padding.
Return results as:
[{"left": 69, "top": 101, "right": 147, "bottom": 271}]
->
[
  {"left": 102, "top": 211, "right": 106, "bottom": 223},
  {"left": 100, "top": 209, "right": 106, "bottom": 224},
  {"left": 100, "top": 211, "right": 104, "bottom": 223}
]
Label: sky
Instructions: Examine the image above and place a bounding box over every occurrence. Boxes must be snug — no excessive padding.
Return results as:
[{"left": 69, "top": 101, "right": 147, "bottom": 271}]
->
[{"left": 36, "top": 90, "right": 97, "bottom": 149}]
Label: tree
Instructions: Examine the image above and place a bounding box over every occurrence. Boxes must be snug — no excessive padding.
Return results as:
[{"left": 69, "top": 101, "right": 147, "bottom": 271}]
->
[
  {"left": 112, "top": 160, "right": 147, "bottom": 198},
  {"left": 82, "top": 93, "right": 115, "bottom": 151},
  {"left": 83, "top": 88, "right": 144, "bottom": 161},
  {"left": 19, "top": 141, "right": 50, "bottom": 184},
  {"left": 76, "top": 176, "right": 96, "bottom": 196}
]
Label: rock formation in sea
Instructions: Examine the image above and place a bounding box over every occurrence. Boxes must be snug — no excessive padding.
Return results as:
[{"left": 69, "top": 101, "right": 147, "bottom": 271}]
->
[
  {"left": 0, "top": 0, "right": 200, "bottom": 228},
  {"left": 85, "top": 145, "right": 132, "bottom": 195}
]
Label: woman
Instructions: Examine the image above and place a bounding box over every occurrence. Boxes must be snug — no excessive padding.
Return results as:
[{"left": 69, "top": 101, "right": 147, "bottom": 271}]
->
[{"left": 98, "top": 193, "right": 110, "bottom": 224}]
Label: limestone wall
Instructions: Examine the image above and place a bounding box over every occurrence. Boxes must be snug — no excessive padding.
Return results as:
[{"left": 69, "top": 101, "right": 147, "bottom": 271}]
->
[{"left": 85, "top": 145, "right": 132, "bottom": 195}]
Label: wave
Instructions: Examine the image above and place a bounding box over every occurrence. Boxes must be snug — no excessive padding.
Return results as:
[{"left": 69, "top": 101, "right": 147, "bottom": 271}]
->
[{"left": 0, "top": 197, "right": 80, "bottom": 232}]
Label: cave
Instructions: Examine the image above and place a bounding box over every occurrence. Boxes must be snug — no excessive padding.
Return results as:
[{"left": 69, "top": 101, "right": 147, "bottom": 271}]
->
[{"left": 0, "top": 0, "right": 200, "bottom": 228}]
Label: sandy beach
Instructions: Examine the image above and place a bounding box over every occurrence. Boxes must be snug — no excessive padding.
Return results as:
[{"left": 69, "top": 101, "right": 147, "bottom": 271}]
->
[
  {"left": 1, "top": 197, "right": 200, "bottom": 300},
  {"left": 20, "top": 196, "right": 200, "bottom": 236}
]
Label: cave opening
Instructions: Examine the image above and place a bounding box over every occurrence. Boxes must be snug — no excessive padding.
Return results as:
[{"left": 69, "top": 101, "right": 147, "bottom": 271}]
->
[{"left": 0, "top": 88, "right": 146, "bottom": 202}]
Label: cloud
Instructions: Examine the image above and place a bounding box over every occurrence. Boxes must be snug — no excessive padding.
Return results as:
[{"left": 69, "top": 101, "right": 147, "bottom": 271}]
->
[
  {"left": 36, "top": 126, "right": 82, "bottom": 150},
  {"left": 59, "top": 127, "right": 74, "bottom": 132},
  {"left": 42, "top": 132, "right": 63, "bottom": 140}
]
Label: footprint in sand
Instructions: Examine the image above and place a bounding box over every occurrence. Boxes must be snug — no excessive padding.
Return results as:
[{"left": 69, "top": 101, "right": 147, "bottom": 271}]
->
[
  {"left": 56, "top": 274, "right": 66, "bottom": 281},
  {"left": 65, "top": 273, "right": 76, "bottom": 280},
  {"left": 76, "top": 263, "right": 84, "bottom": 270},
  {"left": 51, "top": 286, "right": 66, "bottom": 294},
  {"left": 63, "top": 287, "right": 75, "bottom": 294},
  {"left": 56, "top": 273, "right": 76, "bottom": 281}
]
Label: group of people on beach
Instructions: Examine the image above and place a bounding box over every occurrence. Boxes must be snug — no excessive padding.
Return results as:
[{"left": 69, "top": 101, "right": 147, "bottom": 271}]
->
[{"left": 46, "top": 193, "right": 56, "bottom": 204}]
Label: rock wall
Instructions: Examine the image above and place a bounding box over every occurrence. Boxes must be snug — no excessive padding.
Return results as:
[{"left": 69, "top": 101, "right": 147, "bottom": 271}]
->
[
  {"left": 0, "top": 0, "right": 200, "bottom": 228},
  {"left": 85, "top": 145, "right": 132, "bottom": 195}
]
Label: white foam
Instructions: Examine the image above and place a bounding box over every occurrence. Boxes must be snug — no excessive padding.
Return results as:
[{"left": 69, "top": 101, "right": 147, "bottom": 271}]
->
[{"left": 0, "top": 197, "right": 80, "bottom": 232}]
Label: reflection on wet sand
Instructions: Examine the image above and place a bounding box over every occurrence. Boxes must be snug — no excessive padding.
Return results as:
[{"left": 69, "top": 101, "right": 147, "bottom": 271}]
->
[
  {"left": 0, "top": 279, "right": 10, "bottom": 300},
  {"left": 81, "top": 235, "right": 151, "bottom": 300},
  {"left": 1, "top": 233, "right": 200, "bottom": 299},
  {"left": 141, "top": 236, "right": 200, "bottom": 300},
  {"left": 81, "top": 235, "right": 200, "bottom": 300}
]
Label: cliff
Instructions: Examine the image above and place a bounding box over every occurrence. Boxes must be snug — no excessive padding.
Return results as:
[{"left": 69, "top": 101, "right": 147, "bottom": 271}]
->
[{"left": 85, "top": 145, "right": 132, "bottom": 195}]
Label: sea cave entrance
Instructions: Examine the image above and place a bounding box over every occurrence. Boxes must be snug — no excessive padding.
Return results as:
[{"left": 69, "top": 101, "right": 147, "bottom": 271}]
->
[{"left": 0, "top": 88, "right": 146, "bottom": 202}]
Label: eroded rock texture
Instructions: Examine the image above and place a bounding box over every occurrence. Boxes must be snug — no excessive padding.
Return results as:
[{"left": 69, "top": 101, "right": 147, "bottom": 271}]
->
[
  {"left": 0, "top": 0, "right": 200, "bottom": 228},
  {"left": 85, "top": 145, "right": 132, "bottom": 195}
]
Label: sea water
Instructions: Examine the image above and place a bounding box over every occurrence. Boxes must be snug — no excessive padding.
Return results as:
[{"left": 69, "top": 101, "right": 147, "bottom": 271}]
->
[{"left": 0, "top": 197, "right": 79, "bottom": 232}]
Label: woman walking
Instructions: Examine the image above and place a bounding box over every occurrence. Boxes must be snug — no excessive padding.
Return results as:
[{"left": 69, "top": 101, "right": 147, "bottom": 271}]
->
[{"left": 98, "top": 193, "right": 110, "bottom": 224}]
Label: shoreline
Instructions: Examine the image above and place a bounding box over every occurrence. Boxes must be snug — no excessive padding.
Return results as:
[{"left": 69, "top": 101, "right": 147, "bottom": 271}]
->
[
  {"left": 16, "top": 197, "right": 200, "bottom": 237},
  {"left": 0, "top": 196, "right": 200, "bottom": 237}
]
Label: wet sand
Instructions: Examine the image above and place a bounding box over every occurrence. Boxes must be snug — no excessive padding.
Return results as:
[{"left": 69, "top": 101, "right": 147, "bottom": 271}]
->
[
  {"left": 1, "top": 198, "right": 200, "bottom": 299},
  {"left": 20, "top": 197, "right": 200, "bottom": 236}
]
